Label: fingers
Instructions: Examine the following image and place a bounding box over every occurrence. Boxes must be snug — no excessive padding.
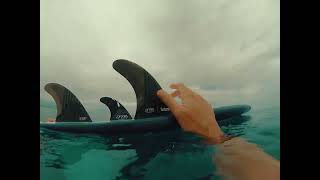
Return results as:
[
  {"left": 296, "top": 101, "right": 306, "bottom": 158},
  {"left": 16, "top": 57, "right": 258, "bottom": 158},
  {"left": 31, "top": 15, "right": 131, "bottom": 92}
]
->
[
  {"left": 157, "top": 89, "right": 180, "bottom": 112},
  {"left": 170, "top": 83, "right": 196, "bottom": 98},
  {"left": 170, "top": 83, "right": 188, "bottom": 90},
  {"left": 170, "top": 90, "right": 180, "bottom": 98}
]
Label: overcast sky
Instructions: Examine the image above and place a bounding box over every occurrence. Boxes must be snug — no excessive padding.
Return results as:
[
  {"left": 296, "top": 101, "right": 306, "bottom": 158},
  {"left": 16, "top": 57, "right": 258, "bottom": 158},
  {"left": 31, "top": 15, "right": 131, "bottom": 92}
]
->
[{"left": 40, "top": 0, "right": 279, "bottom": 121}]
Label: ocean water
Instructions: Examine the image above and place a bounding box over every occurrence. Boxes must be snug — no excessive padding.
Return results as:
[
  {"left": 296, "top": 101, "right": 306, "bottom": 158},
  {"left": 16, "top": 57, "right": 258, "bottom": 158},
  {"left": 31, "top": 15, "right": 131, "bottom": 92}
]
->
[{"left": 40, "top": 106, "right": 280, "bottom": 180}]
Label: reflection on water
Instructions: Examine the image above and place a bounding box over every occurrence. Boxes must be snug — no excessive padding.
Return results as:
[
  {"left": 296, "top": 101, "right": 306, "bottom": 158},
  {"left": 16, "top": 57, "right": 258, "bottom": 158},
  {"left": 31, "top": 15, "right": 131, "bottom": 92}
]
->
[
  {"left": 40, "top": 130, "right": 214, "bottom": 179},
  {"left": 220, "top": 115, "right": 251, "bottom": 137},
  {"left": 40, "top": 114, "right": 279, "bottom": 180}
]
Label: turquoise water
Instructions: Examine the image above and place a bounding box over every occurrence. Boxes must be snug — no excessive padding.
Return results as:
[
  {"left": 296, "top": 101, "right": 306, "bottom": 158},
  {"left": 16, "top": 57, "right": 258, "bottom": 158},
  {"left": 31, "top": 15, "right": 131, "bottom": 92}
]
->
[{"left": 40, "top": 106, "right": 280, "bottom": 180}]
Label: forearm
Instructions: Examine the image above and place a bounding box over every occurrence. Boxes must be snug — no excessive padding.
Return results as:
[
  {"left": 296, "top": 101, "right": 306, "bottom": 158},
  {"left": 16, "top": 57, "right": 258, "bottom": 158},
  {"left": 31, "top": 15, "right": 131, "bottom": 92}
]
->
[{"left": 213, "top": 137, "right": 280, "bottom": 180}]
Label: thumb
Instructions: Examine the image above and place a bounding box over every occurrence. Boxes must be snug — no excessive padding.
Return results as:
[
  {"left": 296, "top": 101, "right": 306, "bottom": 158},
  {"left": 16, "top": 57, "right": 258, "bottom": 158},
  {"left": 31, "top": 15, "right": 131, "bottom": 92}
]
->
[{"left": 157, "top": 89, "right": 179, "bottom": 113}]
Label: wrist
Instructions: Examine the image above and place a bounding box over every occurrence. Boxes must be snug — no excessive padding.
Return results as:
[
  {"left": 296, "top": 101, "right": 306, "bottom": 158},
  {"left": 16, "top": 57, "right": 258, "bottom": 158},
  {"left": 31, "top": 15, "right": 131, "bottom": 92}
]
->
[{"left": 205, "top": 134, "right": 233, "bottom": 145}]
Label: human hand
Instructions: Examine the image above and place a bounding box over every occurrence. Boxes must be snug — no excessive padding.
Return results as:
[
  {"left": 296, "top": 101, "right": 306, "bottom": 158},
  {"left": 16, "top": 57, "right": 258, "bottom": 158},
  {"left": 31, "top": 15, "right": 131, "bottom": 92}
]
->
[{"left": 157, "top": 83, "right": 228, "bottom": 144}]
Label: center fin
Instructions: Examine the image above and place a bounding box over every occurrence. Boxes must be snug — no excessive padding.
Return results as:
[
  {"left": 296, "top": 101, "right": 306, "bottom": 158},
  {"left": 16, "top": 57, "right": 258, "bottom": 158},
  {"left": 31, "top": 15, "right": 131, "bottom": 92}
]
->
[
  {"left": 44, "top": 83, "right": 92, "bottom": 122},
  {"left": 112, "top": 59, "right": 170, "bottom": 119},
  {"left": 100, "top": 97, "right": 132, "bottom": 120}
]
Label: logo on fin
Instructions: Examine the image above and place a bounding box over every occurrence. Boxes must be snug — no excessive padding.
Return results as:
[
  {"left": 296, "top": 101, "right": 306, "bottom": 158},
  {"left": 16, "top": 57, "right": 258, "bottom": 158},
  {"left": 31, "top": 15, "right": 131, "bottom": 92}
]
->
[
  {"left": 79, "top": 117, "right": 88, "bottom": 121},
  {"left": 115, "top": 115, "right": 129, "bottom": 119},
  {"left": 160, "top": 107, "right": 170, "bottom": 112},
  {"left": 144, "top": 108, "right": 155, "bottom": 113}
]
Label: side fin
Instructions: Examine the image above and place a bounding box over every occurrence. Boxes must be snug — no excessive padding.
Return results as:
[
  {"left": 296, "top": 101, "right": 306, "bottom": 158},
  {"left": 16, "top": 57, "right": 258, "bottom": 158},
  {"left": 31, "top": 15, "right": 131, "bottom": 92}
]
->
[
  {"left": 112, "top": 59, "right": 170, "bottom": 119},
  {"left": 100, "top": 97, "right": 132, "bottom": 120},
  {"left": 44, "top": 83, "right": 92, "bottom": 122}
]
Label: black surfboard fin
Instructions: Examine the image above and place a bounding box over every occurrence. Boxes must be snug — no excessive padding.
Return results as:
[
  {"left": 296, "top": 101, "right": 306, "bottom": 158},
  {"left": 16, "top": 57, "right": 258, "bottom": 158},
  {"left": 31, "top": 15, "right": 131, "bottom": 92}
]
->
[
  {"left": 112, "top": 59, "right": 170, "bottom": 119},
  {"left": 44, "top": 83, "right": 92, "bottom": 122},
  {"left": 100, "top": 97, "right": 132, "bottom": 120}
]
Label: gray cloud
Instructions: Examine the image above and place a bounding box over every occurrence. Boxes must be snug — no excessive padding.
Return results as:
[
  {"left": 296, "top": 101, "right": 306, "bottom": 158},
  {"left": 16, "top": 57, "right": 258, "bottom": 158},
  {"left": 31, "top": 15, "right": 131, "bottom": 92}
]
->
[{"left": 40, "top": 0, "right": 279, "bottom": 120}]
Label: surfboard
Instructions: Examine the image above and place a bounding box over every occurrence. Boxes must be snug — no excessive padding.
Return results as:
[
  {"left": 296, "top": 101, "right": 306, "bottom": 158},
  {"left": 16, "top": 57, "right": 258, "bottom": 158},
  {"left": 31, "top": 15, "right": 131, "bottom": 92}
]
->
[{"left": 40, "top": 59, "right": 251, "bottom": 134}]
